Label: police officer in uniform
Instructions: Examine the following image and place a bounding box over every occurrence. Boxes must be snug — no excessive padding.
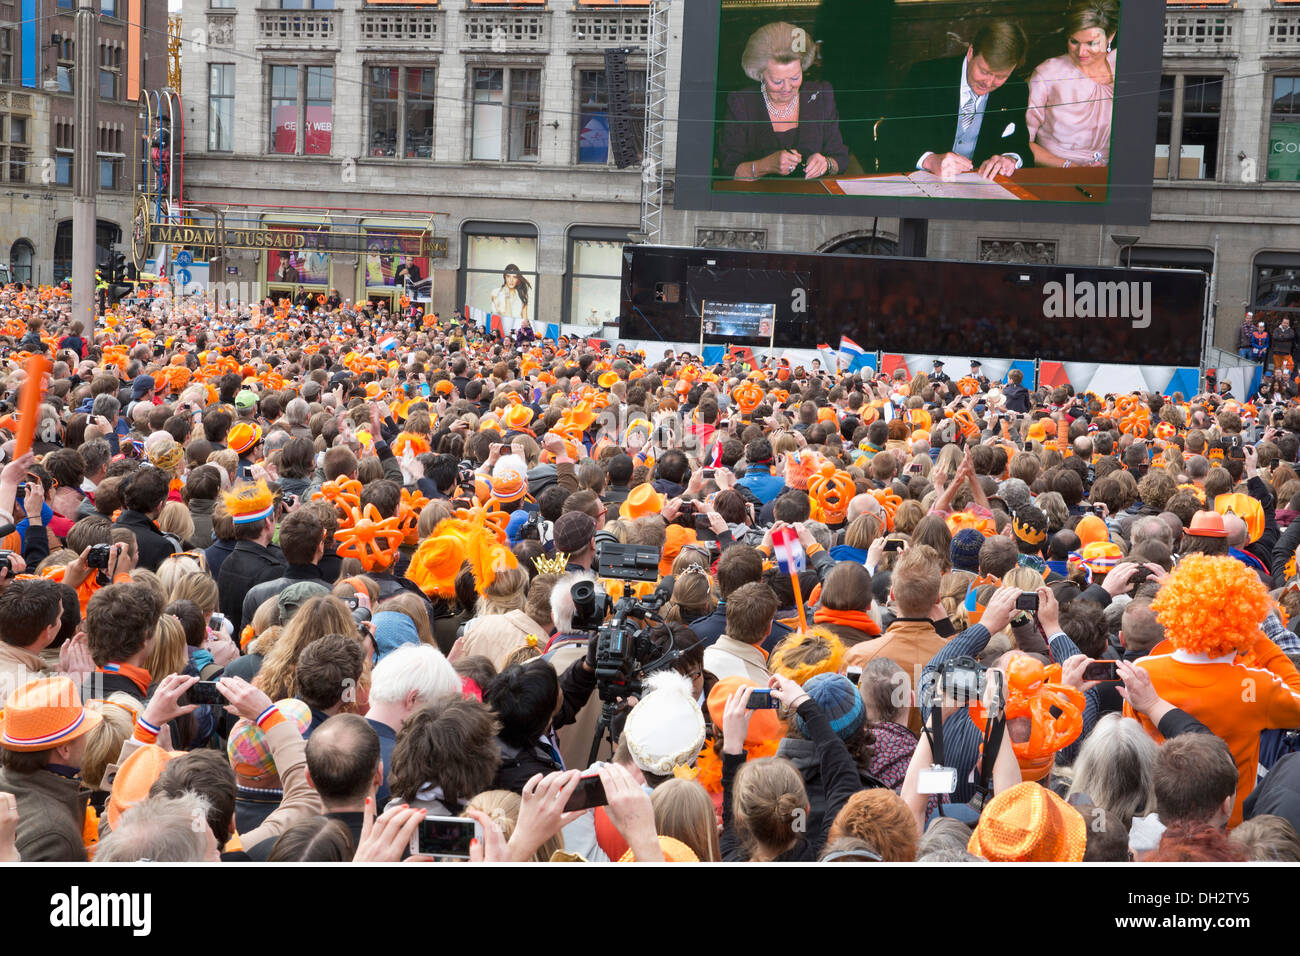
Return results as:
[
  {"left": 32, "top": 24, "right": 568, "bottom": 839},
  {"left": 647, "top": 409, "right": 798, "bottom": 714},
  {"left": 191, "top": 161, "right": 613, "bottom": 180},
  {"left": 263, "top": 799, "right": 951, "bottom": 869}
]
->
[{"left": 930, "top": 359, "right": 950, "bottom": 385}]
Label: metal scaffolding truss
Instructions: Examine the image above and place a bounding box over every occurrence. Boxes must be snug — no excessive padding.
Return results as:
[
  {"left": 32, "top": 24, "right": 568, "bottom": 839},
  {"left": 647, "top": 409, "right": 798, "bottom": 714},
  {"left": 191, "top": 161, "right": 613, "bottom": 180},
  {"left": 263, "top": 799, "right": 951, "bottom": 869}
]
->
[{"left": 639, "top": 0, "right": 671, "bottom": 244}]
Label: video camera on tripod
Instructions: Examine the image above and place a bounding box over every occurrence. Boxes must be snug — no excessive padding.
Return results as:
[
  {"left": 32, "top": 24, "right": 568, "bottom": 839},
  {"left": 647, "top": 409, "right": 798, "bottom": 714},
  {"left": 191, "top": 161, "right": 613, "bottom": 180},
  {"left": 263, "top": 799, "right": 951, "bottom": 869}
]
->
[{"left": 570, "top": 540, "right": 686, "bottom": 763}]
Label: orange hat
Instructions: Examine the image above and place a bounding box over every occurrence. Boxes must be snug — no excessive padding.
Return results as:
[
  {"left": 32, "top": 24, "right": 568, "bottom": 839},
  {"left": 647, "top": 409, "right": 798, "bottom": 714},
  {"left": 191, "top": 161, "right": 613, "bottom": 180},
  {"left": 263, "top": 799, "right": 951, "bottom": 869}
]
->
[
  {"left": 1025, "top": 420, "right": 1049, "bottom": 443},
  {"left": 659, "top": 524, "right": 698, "bottom": 578},
  {"left": 227, "top": 421, "right": 263, "bottom": 455},
  {"left": 945, "top": 511, "right": 995, "bottom": 538},
  {"left": 106, "top": 743, "right": 181, "bottom": 829},
  {"left": 620, "top": 483, "right": 667, "bottom": 520},
  {"left": 335, "top": 504, "right": 406, "bottom": 572},
  {"left": 597, "top": 371, "right": 620, "bottom": 389},
  {"left": 490, "top": 467, "right": 528, "bottom": 504},
  {"left": 1073, "top": 514, "right": 1109, "bottom": 549},
  {"left": 617, "top": 835, "right": 699, "bottom": 863},
  {"left": 808, "top": 467, "right": 855, "bottom": 526},
  {"left": 223, "top": 480, "right": 275, "bottom": 526},
  {"left": 1079, "top": 541, "right": 1123, "bottom": 576},
  {"left": 769, "top": 627, "right": 846, "bottom": 685},
  {"left": 407, "top": 519, "right": 471, "bottom": 599},
  {"left": 707, "top": 677, "right": 782, "bottom": 746},
  {"left": 434, "top": 379, "right": 454, "bottom": 395},
  {"left": 1186, "top": 510, "right": 1227, "bottom": 538},
  {"left": 1215, "top": 492, "right": 1264, "bottom": 544},
  {"left": 0, "top": 676, "right": 102, "bottom": 753},
  {"left": 502, "top": 404, "right": 534, "bottom": 431},
  {"left": 392, "top": 432, "right": 431, "bottom": 458},
  {"left": 967, "top": 782, "right": 1086, "bottom": 862}
]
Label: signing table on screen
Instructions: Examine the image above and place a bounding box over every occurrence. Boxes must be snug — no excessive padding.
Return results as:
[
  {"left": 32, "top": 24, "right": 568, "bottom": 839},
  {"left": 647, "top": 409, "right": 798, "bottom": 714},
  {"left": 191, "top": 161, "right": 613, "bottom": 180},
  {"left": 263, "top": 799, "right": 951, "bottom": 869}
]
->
[{"left": 714, "top": 165, "right": 1109, "bottom": 203}]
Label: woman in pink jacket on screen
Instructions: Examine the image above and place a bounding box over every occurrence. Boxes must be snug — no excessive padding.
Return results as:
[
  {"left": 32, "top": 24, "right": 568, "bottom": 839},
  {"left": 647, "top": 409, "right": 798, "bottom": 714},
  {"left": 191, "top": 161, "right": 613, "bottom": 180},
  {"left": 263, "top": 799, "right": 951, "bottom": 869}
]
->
[{"left": 1026, "top": 1, "right": 1118, "bottom": 169}]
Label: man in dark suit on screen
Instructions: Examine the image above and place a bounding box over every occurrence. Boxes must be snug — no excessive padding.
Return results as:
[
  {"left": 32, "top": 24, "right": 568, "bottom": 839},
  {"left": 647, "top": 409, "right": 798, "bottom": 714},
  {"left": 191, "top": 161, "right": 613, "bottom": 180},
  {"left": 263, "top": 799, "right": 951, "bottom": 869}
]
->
[{"left": 881, "top": 20, "right": 1035, "bottom": 181}]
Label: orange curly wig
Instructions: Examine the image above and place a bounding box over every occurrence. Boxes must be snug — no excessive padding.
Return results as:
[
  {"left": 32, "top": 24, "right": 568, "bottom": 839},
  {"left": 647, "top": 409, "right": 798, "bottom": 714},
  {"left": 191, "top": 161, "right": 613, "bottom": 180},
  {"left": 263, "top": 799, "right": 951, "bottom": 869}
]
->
[{"left": 1150, "top": 554, "right": 1271, "bottom": 658}]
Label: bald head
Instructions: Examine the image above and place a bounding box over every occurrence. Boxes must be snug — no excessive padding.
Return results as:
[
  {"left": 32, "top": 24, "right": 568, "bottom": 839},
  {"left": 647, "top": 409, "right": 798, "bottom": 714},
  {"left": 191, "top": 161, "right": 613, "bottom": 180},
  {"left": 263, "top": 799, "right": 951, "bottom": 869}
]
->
[
  {"left": 1073, "top": 436, "right": 1093, "bottom": 458},
  {"left": 1222, "top": 513, "right": 1248, "bottom": 549},
  {"left": 848, "top": 492, "right": 884, "bottom": 524},
  {"left": 1131, "top": 515, "right": 1173, "bottom": 551}
]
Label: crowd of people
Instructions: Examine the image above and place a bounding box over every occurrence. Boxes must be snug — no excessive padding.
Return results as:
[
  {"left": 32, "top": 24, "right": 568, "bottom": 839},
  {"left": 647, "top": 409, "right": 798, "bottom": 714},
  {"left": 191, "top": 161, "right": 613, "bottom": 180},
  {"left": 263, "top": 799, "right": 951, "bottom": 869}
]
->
[{"left": 1, "top": 282, "right": 1300, "bottom": 865}]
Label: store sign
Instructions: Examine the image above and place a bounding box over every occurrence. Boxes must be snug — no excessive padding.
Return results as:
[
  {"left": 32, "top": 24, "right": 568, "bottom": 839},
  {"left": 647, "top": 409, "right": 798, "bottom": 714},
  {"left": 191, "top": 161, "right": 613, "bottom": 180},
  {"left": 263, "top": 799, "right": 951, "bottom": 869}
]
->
[{"left": 147, "top": 222, "right": 448, "bottom": 258}]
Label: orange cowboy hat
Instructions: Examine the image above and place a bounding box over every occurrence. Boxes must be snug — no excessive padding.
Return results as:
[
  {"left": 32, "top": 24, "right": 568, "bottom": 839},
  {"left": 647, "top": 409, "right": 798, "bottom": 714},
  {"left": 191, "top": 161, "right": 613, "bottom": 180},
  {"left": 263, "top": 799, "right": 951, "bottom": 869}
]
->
[
  {"left": 0, "top": 676, "right": 102, "bottom": 753},
  {"left": 502, "top": 404, "right": 535, "bottom": 432},
  {"left": 620, "top": 483, "right": 667, "bottom": 520},
  {"left": 597, "top": 371, "right": 620, "bottom": 389}
]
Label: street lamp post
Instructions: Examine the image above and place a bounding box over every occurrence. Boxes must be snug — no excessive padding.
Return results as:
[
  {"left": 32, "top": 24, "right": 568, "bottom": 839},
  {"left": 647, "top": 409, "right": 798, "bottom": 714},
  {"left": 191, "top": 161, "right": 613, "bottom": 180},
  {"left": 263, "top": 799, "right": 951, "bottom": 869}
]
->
[{"left": 72, "top": 0, "right": 97, "bottom": 332}]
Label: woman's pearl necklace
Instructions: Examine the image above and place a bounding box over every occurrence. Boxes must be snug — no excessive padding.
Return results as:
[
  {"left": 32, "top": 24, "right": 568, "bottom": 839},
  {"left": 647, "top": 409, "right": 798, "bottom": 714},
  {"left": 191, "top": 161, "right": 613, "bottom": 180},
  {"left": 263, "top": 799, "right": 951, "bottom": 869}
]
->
[{"left": 762, "top": 84, "right": 797, "bottom": 120}]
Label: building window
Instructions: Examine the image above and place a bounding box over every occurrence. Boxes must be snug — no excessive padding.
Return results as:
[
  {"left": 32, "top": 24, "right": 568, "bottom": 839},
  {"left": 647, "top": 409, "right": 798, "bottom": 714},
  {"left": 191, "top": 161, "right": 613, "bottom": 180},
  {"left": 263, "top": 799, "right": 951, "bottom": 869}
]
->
[
  {"left": 56, "top": 36, "right": 74, "bottom": 94},
  {"left": 567, "top": 230, "right": 628, "bottom": 326},
  {"left": 10, "top": 240, "right": 33, "bottom": 284},
  {"left": 471, "top": 67, "right": 540, "bottom": 162},
  {"left": 210, "top": 0, "right": 236, "bottom": 7},
  {"left": 1155, "top": 74, "right": 1220, "bottom": 181},
  {"left": 56, "top": 153, "right": 72, "bottom": 185},
  {"left": 1270, "top": 76, "right": 1300, "bottom": 182},
  {"left": 8, "top": 147, "right": 26, "bottom": 183},
  {"left": 305, "top": 66, "right": 333, "bottom": 155},
  {"left": 57, "top": 0, "right": 73, "bottom": 8},
  {"left": 1, "top": 30, "right": 13, "bottom": 84},
  {"left": 368, "top": 66, "right": 435, "bottom": 158},
  {"left": 279, "top": 0, "right": 334, "bottom": 8},
  {"left": 1254, "top": 253, "right": 1300, "bottom": 328},
  {"left": 101, "top": 0, "right": 117, "bottom": 17},
  {"left": 98, "top": 156, "right": 119, "bottom": 190},
  {"left": 577, "top": 69, "right": 645, "bottom": 165},
  {"left": 209, "top": 64, "right": 234, "bottom": 151},
  {"left": 10, "top": 115, "right": 25, "bottom": 144},
  {"left": 98, "top": 44, "right": 120, "bottom": 100},
  {"left": 270, "top": 65, "right": 332, "bottom": 155},
  {"left": 269, "top": 65, "right": 297, "bottom": 154},
  {"left": 463, "top": 226, "right": 539, "bottom": 323}
]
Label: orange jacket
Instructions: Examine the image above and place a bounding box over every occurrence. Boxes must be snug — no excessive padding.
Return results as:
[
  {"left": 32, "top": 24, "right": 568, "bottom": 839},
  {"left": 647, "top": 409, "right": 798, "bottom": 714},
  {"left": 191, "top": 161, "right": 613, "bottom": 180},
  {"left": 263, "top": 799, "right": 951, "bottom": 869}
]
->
[{"left": 1126, "top": 636, "right": 1300, "bottom": 827}]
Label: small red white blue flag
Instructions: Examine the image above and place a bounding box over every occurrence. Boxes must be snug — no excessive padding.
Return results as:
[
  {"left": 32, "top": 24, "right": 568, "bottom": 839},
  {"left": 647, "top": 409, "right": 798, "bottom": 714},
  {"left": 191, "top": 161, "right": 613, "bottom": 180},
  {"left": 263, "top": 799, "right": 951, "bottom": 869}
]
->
[
  {"left": 771, "top": 525, "right": 805, "bottom": 574},
  {"left": 379, "top": 336, "right": 397, "bottom": 352},
  {"left": 840, "top": 336, "right": 865, "bottom": 358}
]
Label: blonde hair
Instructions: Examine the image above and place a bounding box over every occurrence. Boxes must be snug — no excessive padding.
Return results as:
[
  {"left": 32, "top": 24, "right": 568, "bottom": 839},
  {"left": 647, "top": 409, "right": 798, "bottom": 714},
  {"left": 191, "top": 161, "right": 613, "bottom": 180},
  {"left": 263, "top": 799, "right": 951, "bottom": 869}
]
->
[
  {"left": 474, "top": 565, "right": 529, "bottom": 617},
  {"left": 170, "top": 571, "right": 219, "bottom": 618},
  {"left": 207, "top": 449, "right": 238, "bottom": 483},
  {"left": 741, "top": 22, "right": 816, "bottom": 82},
  {"left": 662, "top": 570, "right": 718, "bottom": 625},
  {"left": 939, "top": 570, "right": 976, "bottom": 631},
  {"left": 464, "top": 790, "right": 563, "bottom": 862},
  {"left": 157, "top": 501, "right": 195, "bottom": 544},
  {"left": 158, "top": 555, "right": 206, "bottom": 599},
  {"left": 81, "top": 697, "right": 138, "bottom": 791},
  {"left": 146, "top": 613, "right": 189, "bottom": 681},
  {"left": 652, "top": 778, "right": 721, "bottom": 862},
  {"left": 1002, "top": 565, "right": 1045, "bottom": 593},
  {"left": 255, "top": 594, "right": 360, "bottom": 701}
]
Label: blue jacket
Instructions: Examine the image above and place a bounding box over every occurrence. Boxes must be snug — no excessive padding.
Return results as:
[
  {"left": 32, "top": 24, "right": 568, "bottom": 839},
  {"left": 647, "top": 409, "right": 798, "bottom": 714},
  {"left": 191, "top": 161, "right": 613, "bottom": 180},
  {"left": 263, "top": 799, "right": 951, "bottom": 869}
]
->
[{"left": 737, "top": 466, "right": 785, "bottom": 505}]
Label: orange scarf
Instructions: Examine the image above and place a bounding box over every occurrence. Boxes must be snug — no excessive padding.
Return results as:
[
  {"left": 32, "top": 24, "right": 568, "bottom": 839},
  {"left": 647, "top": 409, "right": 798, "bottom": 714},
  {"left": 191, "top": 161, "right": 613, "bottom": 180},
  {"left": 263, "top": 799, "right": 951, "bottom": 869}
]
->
[{"left": 812, "top": 607, "right": 881, "bottom": 637}]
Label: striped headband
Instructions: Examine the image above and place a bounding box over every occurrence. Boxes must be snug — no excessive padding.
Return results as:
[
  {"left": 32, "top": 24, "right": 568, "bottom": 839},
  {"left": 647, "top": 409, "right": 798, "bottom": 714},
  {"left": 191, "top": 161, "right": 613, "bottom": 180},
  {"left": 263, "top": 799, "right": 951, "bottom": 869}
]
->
[{"left": 3, "top": 709, "right": 85, "bottom": 748}]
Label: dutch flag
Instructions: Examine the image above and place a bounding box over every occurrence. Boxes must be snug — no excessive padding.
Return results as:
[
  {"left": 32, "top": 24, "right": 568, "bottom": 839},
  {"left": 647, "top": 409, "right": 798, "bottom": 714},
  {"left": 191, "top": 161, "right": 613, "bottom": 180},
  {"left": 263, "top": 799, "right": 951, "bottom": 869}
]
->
[
  {"left": 771, "top": 525, "right": 806, "bottom": 575},
  {"left": 840, "top": 336, "right": 865, "bottom": 359},
  {"left": 379, "top": 335, "right": 397, "bottom": 352}
]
